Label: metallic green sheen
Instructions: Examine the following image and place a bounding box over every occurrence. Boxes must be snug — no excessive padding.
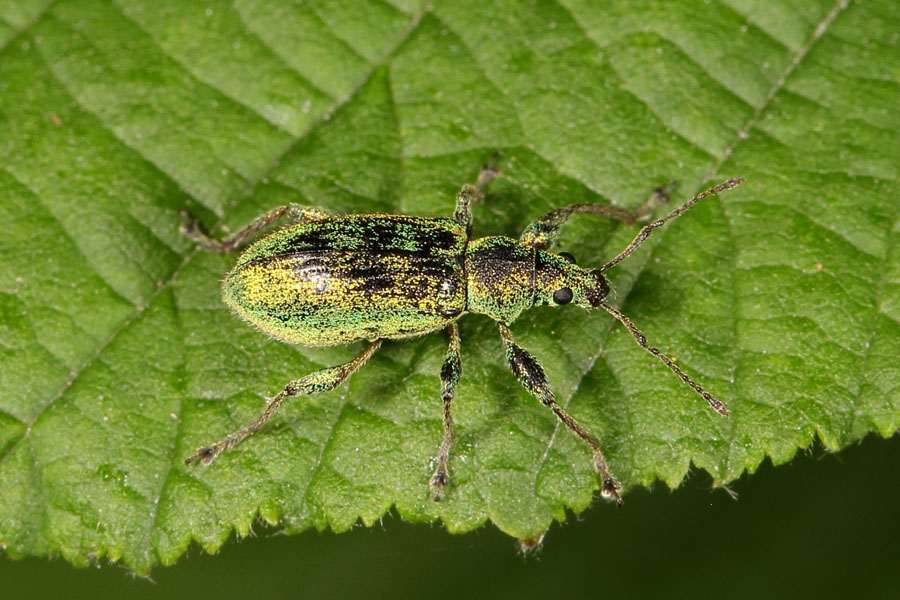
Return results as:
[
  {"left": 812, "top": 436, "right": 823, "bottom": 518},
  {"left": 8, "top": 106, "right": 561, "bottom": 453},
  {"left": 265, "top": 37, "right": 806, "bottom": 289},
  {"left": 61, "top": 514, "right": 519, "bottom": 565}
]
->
[
  {"left": 183, "top": 169, "right": 739, "bottom": 506},
  {"left": 224, "top": 211, "right": 609, "bottom": 348},
  {"left": 223, "top": 215, "right": 468, "bottom": 346}
]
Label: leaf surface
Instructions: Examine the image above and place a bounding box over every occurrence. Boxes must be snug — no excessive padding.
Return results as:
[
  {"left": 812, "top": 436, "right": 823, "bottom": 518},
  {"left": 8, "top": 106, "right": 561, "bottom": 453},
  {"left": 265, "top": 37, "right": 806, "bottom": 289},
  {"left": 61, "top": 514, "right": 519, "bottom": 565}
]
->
[{"left": 0, "top": 0, "right": 897, "bottom": 572}]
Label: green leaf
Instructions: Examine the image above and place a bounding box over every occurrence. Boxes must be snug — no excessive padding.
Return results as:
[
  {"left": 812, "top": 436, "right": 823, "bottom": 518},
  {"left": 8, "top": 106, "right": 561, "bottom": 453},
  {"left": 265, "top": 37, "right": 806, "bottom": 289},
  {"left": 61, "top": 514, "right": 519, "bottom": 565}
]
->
[{"left": 1, "top": 0, "right": 897, "bottom": 573}]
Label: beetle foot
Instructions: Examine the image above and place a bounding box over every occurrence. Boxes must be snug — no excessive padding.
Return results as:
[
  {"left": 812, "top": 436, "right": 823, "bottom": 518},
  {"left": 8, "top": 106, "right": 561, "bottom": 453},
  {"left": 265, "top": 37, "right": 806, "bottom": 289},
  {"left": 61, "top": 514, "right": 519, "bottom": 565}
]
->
[
  {"left": 601, "top": 477, "right": 623, "bottom": 507},
  {"left": 178, "top": 210, "right": 203, "bottom": 237},
  {"left": 627, "top": 180, "right": 677, "bottom": 225},
  {"left": 474, "top": 155, "right": 501, "bottom": 196},
  {"left": 178, "top": 211, "right": 232, "bottom": 252},
  {"left": 184, "top": 445, "right": 220, "bottom": 466},
  {"left": 430, "top": 470, "right": 450, "bottom": 502},
  {"left": 647, "top": 180, "right": 676, "bottom": 211},
  {"left": 655, "top": 180, "right": 677, "bottom": 204}
]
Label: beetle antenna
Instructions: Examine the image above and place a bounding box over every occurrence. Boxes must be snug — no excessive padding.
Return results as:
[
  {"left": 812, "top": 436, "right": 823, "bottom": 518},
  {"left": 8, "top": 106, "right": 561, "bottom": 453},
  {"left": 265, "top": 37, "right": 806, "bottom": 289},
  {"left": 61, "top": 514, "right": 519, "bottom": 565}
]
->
[
  {"left": 599, "top": 178, "right": 743, "bottom": 273},
  {"left": 598, "top": 301, "right": 728, "bottom": 415}
]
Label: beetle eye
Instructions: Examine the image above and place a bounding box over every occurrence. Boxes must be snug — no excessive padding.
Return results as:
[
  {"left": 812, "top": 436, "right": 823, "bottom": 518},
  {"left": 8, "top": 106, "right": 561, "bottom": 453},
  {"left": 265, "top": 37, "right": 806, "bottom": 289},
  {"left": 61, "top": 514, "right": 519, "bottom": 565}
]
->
[
  {"left": 553, "top": 287, "right": 573, "bottom": 305},
  {"left": 558, "top": 252, "right": 576, "bottom": 264}
]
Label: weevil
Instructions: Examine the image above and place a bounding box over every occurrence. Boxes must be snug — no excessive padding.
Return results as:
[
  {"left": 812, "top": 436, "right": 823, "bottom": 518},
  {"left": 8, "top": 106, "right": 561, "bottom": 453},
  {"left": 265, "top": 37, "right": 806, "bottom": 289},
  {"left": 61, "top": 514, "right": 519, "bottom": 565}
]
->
[{"left": 181, "top": 160, "right": 743, "bottom": 505}]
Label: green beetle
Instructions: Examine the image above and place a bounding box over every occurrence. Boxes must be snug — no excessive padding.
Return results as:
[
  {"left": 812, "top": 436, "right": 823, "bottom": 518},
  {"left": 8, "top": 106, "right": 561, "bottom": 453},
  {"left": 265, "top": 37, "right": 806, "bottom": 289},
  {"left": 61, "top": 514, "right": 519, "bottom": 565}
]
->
[{"left": 181, "top": 161, "right": 742, "bottom": 504}]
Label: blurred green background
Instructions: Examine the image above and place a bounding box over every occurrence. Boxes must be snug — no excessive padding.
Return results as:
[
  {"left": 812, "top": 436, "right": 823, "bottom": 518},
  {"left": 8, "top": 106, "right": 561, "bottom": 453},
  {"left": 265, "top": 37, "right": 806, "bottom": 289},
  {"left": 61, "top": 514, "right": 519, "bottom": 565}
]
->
[{"left": 3, "top": 434, "right": 897, "bottom": 599}]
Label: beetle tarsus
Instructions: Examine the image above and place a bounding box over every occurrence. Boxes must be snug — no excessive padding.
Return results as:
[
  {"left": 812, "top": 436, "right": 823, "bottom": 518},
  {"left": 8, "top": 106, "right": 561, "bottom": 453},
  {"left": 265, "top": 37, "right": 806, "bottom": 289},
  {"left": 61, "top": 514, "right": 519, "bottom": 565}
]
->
[
  {"left": 178, "top": 210, "right": 205, "bottom": 241},
  {"left": 184, "top": 445, "right": 218, "bottom": 466},
  {"left": 601, "top": 477, "right": 623, "bottom": 507},
  {"left": 178, "top": 210, "right": 232, "bottom": 253},
  {"left": 637, "top": 179, "right": 677, "bottom": 222},
  {"left": 475, "top": 154, "right": 502, "bottom": 195},
  {"left": 430, "top": 470, "right": 450, "bottom": 502}
]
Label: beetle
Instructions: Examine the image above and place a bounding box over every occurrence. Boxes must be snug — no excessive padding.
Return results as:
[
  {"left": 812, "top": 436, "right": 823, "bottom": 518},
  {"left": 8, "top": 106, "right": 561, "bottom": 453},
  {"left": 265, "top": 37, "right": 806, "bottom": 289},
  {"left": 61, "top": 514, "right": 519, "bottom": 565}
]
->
[{"left": 181, "top": 159, "right": 742, "bottom": 505}]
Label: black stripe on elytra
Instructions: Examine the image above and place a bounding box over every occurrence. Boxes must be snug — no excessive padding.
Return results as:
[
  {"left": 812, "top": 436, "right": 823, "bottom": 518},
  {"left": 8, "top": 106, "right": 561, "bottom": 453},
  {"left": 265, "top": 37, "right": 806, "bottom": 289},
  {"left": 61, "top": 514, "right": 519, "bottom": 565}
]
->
[
  {"left": 277, "top": 217, "right": 461, "bottom": 257},
  {"left": 364, "top": 220, "right": 459, "bottom": 254},
  {"left": 359, "top": 274, "right": 395, "bottom": 293}
]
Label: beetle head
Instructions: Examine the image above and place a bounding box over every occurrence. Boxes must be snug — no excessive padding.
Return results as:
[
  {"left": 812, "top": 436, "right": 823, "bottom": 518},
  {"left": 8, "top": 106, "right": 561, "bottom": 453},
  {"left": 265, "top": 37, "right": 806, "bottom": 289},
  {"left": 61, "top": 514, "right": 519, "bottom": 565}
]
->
[
  {"left": 534, "top": 250, "right": 610, "bottom": 310},
  {"left": 466, "top": 238, "right": 612, "bottom": 323}
]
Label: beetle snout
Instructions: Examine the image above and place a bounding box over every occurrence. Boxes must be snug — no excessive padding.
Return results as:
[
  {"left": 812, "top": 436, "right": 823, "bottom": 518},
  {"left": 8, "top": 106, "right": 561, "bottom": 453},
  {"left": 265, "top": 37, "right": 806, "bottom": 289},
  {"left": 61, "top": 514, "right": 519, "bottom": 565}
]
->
[{"left": 586, "top": 269, "right": 609, "bottom": 307}]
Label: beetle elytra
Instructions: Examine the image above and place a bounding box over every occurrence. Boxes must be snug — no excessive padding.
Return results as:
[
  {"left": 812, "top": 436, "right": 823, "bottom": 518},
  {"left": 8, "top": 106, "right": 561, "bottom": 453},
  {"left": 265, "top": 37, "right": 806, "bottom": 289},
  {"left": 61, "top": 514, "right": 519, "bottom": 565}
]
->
[{"left": 181, "top": 160, "right": 743, "bottom": 505}]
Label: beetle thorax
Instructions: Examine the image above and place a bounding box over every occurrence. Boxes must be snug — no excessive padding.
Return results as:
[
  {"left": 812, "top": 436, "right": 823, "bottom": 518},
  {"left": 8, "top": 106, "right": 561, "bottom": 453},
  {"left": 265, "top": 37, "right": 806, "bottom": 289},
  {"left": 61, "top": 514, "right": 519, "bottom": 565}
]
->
[{"left": 464, "top": 237, "right": 535, "bottom": 323}]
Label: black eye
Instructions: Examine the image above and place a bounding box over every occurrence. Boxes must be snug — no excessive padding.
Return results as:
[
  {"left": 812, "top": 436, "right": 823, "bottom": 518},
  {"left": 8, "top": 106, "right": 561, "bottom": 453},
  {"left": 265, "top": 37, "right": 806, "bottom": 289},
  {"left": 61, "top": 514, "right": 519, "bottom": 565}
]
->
[
  {"left": 553, "top": 287, "right": 573, "bottom": 305},
  {"left": 558, "top": 252, "right": 576, "bottom": 264}
]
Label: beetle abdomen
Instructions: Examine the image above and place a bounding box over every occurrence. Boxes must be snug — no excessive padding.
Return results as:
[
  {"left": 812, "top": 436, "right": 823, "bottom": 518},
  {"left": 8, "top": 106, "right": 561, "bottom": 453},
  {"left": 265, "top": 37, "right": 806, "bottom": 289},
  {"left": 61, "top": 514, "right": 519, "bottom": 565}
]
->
[{"left": 223, "top": 215, "right": 467, "bottom": 346}]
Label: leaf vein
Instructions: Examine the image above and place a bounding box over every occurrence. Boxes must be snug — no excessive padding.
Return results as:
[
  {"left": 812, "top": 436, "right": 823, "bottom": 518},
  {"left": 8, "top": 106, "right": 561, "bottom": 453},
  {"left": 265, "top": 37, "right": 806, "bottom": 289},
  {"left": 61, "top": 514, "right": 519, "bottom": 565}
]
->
[
  {"left": 558, "top": 0, "right": 744, "bottom": 159},
  {"left": 231, "top": 0, "right": 367, "bottom": 96},
  {"left": 0, "top": 0, "right": 57, "bottom": 53},
  {"left": 108, "top": 1, "right": 299, "bottom": 135},
  {"left": 705, "top": 0, "right": 852, "bottom": 182}
]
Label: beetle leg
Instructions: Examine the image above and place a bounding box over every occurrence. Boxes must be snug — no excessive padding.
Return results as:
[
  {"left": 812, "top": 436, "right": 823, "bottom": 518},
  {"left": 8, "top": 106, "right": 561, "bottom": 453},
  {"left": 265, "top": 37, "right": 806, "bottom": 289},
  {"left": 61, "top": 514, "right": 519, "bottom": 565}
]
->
[
  {"left": 431, "top": 322, "right": 461, "bottom": 501},
  {"left": 185, "top": 340, "right": 381, "bottom": 467},
  {"left": 496, "top": 323, "right": 622, "bottom": 506},
  {"left": 179, "top": 204, "right": 334, "bottom": 253},
  {"left": 519, "top": 182, "right": 676, "bottom": 250},
  {"left": 453, "top": 156, "right": 501, "bottom": 232}
]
